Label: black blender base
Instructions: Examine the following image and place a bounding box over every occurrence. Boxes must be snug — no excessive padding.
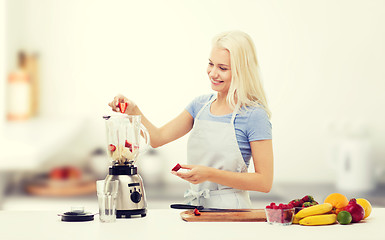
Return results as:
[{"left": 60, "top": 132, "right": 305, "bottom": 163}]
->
[{"left": 117, "top": 209, "right": 147, "bottom": 218}]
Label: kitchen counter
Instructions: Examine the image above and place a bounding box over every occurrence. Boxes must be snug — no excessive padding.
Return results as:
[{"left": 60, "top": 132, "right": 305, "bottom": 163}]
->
[{"left": 0, "top": 208, "right": 383, "bottom": 240}]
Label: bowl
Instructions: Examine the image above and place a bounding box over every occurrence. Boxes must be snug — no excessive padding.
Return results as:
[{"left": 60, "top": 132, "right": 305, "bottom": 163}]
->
[
  {"left": 294, "top": 207, "right": 303, "bottom": 214},
  {"left": 265, "top": 208, "right": 295, "bottom": 225}
]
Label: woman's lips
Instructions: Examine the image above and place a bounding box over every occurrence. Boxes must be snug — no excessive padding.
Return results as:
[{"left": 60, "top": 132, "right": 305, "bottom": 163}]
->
[{"left": 211, "top": 79, "right": 224, "bottom": 86}]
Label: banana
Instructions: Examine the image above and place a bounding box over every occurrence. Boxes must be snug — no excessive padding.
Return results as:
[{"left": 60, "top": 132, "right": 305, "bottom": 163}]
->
[
  {"left": 299, "top": 214, "right": 337, "bottom": 226},
  {"left": 294, "top": 203, "right": 333, "bottom": 220}
]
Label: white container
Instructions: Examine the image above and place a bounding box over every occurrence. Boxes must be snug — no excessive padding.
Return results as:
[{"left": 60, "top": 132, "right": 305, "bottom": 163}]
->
[
  {"left": 7, "top": 52, "right": 31, "bottom": 121},
  {"left": 335, "top": 138, "right": 375, "bottom": 193},
  {"left": 7, "top": 70, "right": 30, "bottom": 121}
]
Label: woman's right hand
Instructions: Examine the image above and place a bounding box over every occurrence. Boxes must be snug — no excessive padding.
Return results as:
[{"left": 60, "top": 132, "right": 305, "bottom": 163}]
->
[{"left": 108, "top": 94, "right": 138, "bottom": 115}]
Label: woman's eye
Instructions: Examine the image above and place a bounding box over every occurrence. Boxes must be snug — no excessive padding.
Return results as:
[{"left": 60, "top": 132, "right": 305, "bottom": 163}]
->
[
  {"left": 220, "top": 67, "right": 228, "bottom": 71},
  {"left": 208, "top": 62, "right": 214, "bottom": 66}
]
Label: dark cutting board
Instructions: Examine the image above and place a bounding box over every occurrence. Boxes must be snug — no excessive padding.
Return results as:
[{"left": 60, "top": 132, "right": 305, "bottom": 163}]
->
[{"left": 180, "top": 209, "right": 266, "bottom": 222}]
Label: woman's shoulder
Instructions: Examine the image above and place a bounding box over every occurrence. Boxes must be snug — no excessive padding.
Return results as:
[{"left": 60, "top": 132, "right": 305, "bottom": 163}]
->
[
  {"left": 186, "top": 93, "right": 215, "bottom": 118},
  {"left": 240, "top": 106, "right": 272, "bottom": 140},
  {"left": 240, "top": 105, "right": 270, "bottom": 120}
]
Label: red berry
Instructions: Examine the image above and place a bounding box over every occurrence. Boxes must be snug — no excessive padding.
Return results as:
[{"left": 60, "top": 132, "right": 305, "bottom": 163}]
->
[
  {"left": 194, "top": 208, "right": 201, "bottom": 216},
  {"left": 119, "top": 102, "right": 128, "bottom": 114},
  {"left": 172, "top": 163, "right": 182, "bottom": 172},
  {"left": 125, "top": 140, "right": 133, "bottom": 151},
  {"left": 109, "top": 144, "right": 116, "bottom": 152}
]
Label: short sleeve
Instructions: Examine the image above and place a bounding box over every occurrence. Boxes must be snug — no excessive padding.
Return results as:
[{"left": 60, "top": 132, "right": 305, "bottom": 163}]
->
[
  {"left": 185, "top": 94, "right": 214, "bottom": 119},
  {"left": 246, "top": 107, "right": 272, "bottom": 141}
]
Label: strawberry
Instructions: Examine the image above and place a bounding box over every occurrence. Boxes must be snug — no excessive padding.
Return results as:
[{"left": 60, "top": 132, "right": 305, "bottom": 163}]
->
[
  {"left": 172, "top": 163, "right": 182, "bottom": 172},
  {"left": 288, "top": 199, "right": 304, "bottom": 208},
  {"left": 119, "top": 102, "right": 128, "bottom": 114},
  {"left": 109, "top": 144, "right": 116, "bottom": 152},
  {"left": 302, "top": 201, "right": 318, "bottom": 208},
  {"left": 301, "top": 195, "right": 315, "bottom": 202},
  {"left": 194, "top": 208, "right": 201, "bottom": 216},
  {"left": 125, "top": 140, "right": 133, "bottom": 151}
]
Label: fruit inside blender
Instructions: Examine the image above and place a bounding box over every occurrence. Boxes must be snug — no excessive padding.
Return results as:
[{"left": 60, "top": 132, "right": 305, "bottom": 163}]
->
[{"left": 108, "top": 140, "right": 139, "bottom": 165}]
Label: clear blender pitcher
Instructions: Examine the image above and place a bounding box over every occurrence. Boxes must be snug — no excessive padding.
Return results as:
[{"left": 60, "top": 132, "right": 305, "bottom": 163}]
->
[{"left": 103, "top": 115, "right": 150, "bottom": 165}]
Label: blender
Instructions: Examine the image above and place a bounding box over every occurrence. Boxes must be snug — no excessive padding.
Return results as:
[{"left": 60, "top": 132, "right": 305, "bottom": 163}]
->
[{"left": 103, "top": 114, "right": 150, "bottom": 218}]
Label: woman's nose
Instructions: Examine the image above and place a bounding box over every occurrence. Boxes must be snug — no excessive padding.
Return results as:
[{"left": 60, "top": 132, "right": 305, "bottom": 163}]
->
[{"left": 209, "top": 67, "right": 219, "bottom": 78}]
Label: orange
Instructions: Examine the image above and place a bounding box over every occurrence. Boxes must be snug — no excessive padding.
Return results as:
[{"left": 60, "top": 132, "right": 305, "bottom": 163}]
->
[
  {"left": 356, "top": 198, "right": 372, "bottom": 219},
  {"left": 324, "top": 193, "right": 349, "bottom": 214}
]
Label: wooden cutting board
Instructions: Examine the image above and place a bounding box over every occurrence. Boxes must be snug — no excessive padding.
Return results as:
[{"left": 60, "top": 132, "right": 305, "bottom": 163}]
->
[{"left": 180, "top": 209, "right": 266, "bottom": 222}]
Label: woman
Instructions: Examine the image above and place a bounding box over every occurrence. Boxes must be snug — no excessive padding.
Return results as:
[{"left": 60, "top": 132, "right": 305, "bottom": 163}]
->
[{"left": 108, "top": 30, "right": 273, "bottom": 209}]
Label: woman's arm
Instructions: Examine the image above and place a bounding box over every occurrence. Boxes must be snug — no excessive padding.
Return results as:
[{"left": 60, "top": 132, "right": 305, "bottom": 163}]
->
[
  {"left": 173, "top": 139, "right": 274, "bottom": 193},
  {"left": 136, "top": 108, "right": 194, "bottom": 148},
  {"left": 109, "top": 94, "right": 194, "bottom": 148}
]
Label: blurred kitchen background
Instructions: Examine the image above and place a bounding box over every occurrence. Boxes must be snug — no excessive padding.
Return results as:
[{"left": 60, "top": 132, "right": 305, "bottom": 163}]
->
[{"left": 1, "top": 0, "right": 385, "bottom": 212}]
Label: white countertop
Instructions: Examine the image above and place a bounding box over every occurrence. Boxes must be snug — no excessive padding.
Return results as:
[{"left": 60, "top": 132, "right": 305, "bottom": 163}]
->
[{"left": 0, "top": 208, "right": 383, "bottom": 240}]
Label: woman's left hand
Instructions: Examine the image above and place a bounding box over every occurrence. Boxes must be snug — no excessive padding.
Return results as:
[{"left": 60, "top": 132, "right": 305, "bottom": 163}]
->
[{"left": 171, "top": 164, "right": 212, "bottom": 184}]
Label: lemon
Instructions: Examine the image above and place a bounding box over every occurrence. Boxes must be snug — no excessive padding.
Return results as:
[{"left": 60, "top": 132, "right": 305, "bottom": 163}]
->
[
  {"left": 337, "top": 211, "right": 352, "bottom": 225},
  {"left": 356, "top": 198, "right": 372, "bottom": 219}
]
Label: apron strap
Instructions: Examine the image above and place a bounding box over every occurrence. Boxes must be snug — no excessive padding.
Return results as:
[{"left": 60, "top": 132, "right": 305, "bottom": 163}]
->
[
  {"left": 196, "top": 94, "right": 239, "bottom": 124},
  {"left": 230, "top": 107, "right": 238, "bottom": 124},
  {"left": 195, "top": 95, "right": 216, "bottom": 120}
]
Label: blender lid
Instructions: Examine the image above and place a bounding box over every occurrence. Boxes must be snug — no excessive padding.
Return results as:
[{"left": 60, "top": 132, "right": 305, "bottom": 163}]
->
[{"left": 58, "top": 211, "right": 96, "bottom": 222}]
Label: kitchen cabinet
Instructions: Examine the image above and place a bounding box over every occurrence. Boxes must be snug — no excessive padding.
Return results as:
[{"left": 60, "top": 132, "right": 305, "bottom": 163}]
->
[{"left": 0, "top": 208, "right": 383, "bottom": 240}]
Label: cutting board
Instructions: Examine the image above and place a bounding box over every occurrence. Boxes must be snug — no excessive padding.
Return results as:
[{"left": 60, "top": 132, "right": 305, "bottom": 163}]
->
[{"left": 180, "top": 209, "right": 266, "bottom": 222}]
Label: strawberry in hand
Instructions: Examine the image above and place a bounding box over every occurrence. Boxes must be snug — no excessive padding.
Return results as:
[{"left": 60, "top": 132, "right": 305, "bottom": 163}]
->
[{"left": 119, "top": 102, "right": 128, "bottom": 114}]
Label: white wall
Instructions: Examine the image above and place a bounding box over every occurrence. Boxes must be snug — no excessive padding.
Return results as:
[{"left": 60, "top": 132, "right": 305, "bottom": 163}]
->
[
  {"left": 0, "top": 0, "right": 5, "bottom": 130},
  {"left": 4, "top": 0, "right": 385, "bottom": 184}
]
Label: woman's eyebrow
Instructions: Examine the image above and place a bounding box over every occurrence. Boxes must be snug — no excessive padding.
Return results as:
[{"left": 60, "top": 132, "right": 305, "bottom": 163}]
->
[{"left": 208, "top": 59, "right": 229, "bottom": 67}]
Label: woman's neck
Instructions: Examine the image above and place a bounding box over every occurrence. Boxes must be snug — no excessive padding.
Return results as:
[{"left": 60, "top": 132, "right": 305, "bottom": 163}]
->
[
  {"left": 216, "top": 92, "right": 227, "bottom": 105},
  {"left": 210, "top": 92, "right": 233, "bottom": 115}
]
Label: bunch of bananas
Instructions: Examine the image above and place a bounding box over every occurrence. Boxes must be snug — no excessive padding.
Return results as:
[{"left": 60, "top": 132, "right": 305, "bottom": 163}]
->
[{"left": 293, "top": 203, "right": 337, "bottom": 226}]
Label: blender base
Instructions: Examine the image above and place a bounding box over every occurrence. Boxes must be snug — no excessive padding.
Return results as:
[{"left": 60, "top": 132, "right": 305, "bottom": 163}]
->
[{"left": 116, "top": 209, "right": 147, "bottom": 218}]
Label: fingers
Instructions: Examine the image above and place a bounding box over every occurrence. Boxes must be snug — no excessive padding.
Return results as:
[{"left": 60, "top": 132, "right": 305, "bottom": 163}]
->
[
  {"left": 180, "top": 164, "right": 194, "bottom": 170},
  {"left": 171, "top": 169, "right": 201, "bottom": 184},
  {"left": 175, "top": 171, "right": 192, "bottom": 178},
  {"left": 108, "top": 94, "right": 128, "bottom": 112}
]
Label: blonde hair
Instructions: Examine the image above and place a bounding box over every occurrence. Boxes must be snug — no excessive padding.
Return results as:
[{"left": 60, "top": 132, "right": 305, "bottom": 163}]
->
[{"left": 212, "top": 31, "right": 271, "bottom": 118}]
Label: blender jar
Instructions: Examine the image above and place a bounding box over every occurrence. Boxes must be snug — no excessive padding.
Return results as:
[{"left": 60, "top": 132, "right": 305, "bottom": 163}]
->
[{"left": 104, "top": 115, "right": 150, "bottom": 165}]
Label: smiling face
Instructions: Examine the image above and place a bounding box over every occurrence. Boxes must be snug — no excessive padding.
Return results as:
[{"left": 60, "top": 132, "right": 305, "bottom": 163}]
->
[{"left": 207, "top": 47, "right": 232, "bottom": 95}]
